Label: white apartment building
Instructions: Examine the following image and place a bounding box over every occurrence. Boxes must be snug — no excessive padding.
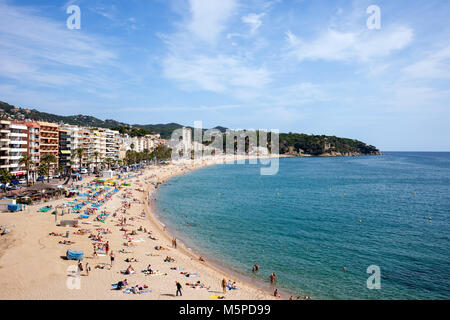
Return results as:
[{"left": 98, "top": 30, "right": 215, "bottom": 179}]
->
[
  {"left": 0, "top": 120, "right": 11, "bottom": 171},
  {"left": 87, "top": 128, "right": 107, "bottom": 167},
  {"left": 8, "top": 122, "right": 28, "bottom": 177},
  {"left": 105, "top": 129, "right": 121, "bottom": 161}
]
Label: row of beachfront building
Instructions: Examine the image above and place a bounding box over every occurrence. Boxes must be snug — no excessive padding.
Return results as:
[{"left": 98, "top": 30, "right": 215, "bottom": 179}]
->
[{"left": 0, "top": 119, "right": 167, "bottom": 180}]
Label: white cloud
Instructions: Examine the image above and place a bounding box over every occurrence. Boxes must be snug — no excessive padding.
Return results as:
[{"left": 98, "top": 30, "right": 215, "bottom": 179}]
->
[
  {"left": 161, "top": 0, "right": 271, "bottom": 95},
  {"left": 0, "top": 2, "right": 119, "bottom": 89},
  {"left": 163, "top": 55, "right": 270, "bottom": 93},
  {"left": 389, "top": 84, "right": 450, "bottom": 111},
  {"left": 286, "top": 26, "right": 413, "bottom": 63},
  {"left": 187, "top": 0, "right": 237, "bottom": 42},
  {"left": 403, "top": 46, "right": 450, "bottom": 80},
  {"left": 241, "top": 13, "right": 265, "bottom": 34}
]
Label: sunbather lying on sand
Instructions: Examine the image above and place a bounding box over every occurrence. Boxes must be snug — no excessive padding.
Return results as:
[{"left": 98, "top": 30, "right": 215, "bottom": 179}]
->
[
  {"left": 49, "top": 232, "right": 63, "bottom": 236},
  {"left": 125, "top": 257, "right": 139, "bottom": 262},
  {"left": 181, "top": 272, "right": 200, "bottom": 277},
  {"left": 123, "top": 265, "right": 135, "bottom": 274},
  {"left": 155, "top": 246, "right": 168, "bottom": 251},
  {"left": 186, "top": 281, "right": 210, "bottom": 289},
  {"left": 95, "top": 264, "right": 111, "bottom": 270},
  {"left": 123, "top": 242, "right": 136, "bottom": 247},
  {"left": 113, "top": 279, "right": 128, "bottom": 290},
  {"left": 59, "top": 240, "right": 75, "bottom": 245},
  {"left": 164, "top": 256, "right": 175, "bottom": 262}
]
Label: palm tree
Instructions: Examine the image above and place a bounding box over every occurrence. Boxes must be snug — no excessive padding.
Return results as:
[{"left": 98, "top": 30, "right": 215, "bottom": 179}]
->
[
  {"left": 38, "top": 163, "right": 49, "bottom": 182},
  {"left": 71, "top": 148, "right": 84, "bottom": 170},
  {"left": 57, "top": 164, "right": 65, "bottom": 180},
  {"left": 93, "top": 151, "right": 100, "bottom": 169},
  {"left": 19, "top": 154, "right": 33, "bottom": 185},
  {"left": 40, "top": 154, "right": 57, "bottom": 182},
  {"left": 105, "top": 157, "right": 112, "bottom": 169},
  {"left": 143, "top": 148, "right": 150, "bottom": 162},
  {"left": 0, "top": 169, "right": 12, "bottom": 192}
]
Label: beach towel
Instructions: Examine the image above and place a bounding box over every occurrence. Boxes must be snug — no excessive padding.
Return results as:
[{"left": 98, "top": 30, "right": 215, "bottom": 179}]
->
[
  {"left": 210, "top": 295, "right": 225, "bottom": 299},
  {"left": 144, "top": 272, "right": 167, "bottom": 276},
  {"left": 120, "top": 270, "right": 136, "bottom": 275}
]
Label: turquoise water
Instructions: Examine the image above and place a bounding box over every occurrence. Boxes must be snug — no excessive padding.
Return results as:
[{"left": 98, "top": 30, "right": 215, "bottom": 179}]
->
[{"left": 155, "top": 152, "right": 450, "bottom": 299}]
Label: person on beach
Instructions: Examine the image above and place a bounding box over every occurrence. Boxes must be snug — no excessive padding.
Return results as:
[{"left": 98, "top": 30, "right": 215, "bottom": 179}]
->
[
  {"left": 93, "top": 247, "right": 98, "bottom": 259},
  {"left": 125, "top": 265, "right": 135, "bottom": 274},
  {"left": 176, "top": 281, "right": 182, "bottom": 296},
  {"left": 110, "top": 251, "right": 115, "bottom": 266},
  {"left": 105, "top": 241, "right": 110, "bottom": 255},
  {"left": 252, "top": 264, "right": 259, "bottom": 272},
  {"left": 77, "top": 261, "right": 83, "bottom": 276},
  {"left": 270, "top": 272, "right": 276, "bottom": 284},
  {"left": 85, "top": 263, "right": 90, "bottom": 276},
  {"left": 222, "top": 278, "right": 227, "bottom": 293},
  {"left": 274, "top": 289, "right": 280, "bottom": 298},
  {"left": 116, "top": 279, "right": 128, "bottom": 290}
]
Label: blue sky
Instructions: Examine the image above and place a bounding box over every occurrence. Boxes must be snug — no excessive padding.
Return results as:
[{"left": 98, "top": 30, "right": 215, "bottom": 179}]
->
[{"left": 0, "top": 0, "right": 449, "bottom": 151}]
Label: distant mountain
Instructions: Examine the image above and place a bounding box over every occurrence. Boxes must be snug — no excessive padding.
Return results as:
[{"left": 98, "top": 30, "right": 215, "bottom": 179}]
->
[
  {"left": 0, "top": 100, "right": 380, "bottom": 156},
  {"left": 0, "top": 101, "right": 127, "bottom": 128},
  {"left": 133, "top": 123, "right": 187, "bottom": 139}
]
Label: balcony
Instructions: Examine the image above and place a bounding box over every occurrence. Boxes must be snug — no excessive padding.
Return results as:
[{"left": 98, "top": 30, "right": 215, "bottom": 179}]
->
[
  {"left": 40, "top": 143, "right": 58, "bottom": 147},
  {"left": 9, "top": 140, "right": 27, "bottom": 145},
  {"left": 9, "top": 148, "right": 27, "bottom": 153},
  {"left": 10, "top": 124, "right": 27, "bottom": 130}
]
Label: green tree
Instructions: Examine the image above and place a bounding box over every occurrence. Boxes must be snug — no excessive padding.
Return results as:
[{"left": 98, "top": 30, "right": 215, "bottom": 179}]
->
[
  {"left": 0, "top": 169, "right": 12, "bottom": 192},
  {"left": 38, "top": 163, "right": 49, "bottom": 181},
  {"left": 93, "top": 151, "right": 100, "bottom": 168},
  {"left": 105, "top": 157, "right": 113, "bottom": 169},
  {"left": 40, "top": 154, "right": 57, "bottom": 182},
  {"left": 71, "top": 148, "right": 84, "bottom": 170},
  {"left": 151, "top": 145, "right": 172, "bottom": 161}
]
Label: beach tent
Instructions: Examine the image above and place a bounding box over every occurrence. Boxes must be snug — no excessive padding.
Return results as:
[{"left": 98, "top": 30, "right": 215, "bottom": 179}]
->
[
  {"left": 66, "top": 249, "right": 84, "bottom": 260},
  {"left": 60, "top": 220, "right": 77, "bottom": 227}
]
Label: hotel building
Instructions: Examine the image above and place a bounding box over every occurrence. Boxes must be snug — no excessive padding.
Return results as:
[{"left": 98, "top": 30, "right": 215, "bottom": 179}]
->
[{"left": 38, "top": 121, "right": 59, "bottom": 175}]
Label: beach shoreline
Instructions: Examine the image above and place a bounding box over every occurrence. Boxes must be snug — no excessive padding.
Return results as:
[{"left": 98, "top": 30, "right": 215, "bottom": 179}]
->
[{"left": 145, "top": 156, "right": 298, "bottom": 300}]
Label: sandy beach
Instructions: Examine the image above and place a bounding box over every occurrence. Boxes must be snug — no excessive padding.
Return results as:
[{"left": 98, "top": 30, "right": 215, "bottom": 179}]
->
[{"left": 0, "top": 156, "right": 281, "bottom": 300}]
